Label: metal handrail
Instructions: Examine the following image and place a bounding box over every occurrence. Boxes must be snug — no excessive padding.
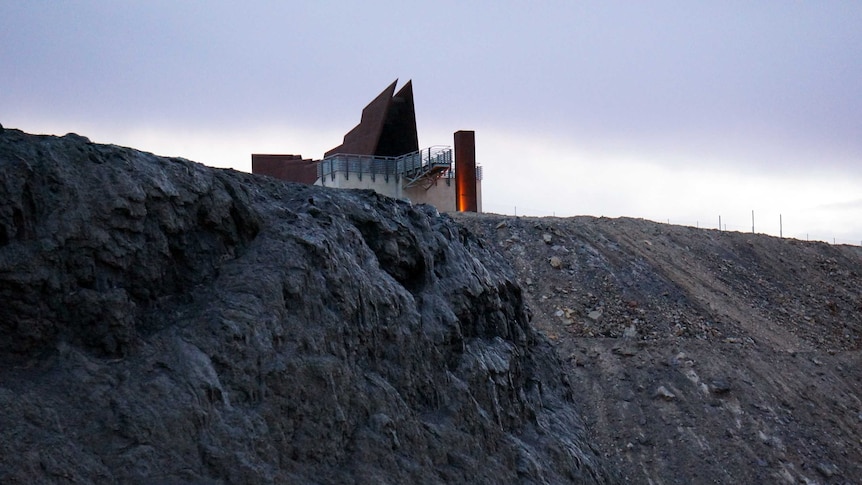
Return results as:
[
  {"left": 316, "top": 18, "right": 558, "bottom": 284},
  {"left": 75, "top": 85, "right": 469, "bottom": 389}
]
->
[
  {"left": 443, "top": 165, "right": 483, "bottom": 181},
  {"left": 319, "top": 146, "right": 454, "bottom": 180}
]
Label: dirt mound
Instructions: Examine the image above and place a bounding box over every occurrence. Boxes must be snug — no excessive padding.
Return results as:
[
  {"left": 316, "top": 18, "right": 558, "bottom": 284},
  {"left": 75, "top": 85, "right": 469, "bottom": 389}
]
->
[{"left": 455, "top": 212, "right": 862, "bottom": 484}]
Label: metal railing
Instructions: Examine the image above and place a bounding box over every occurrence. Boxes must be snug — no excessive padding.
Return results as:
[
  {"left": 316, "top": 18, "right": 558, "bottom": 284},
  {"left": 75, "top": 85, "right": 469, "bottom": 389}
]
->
[
  {"left": 319, "top": 146, "right": 456, "bottom": 183},
  {"left": 443, "top": 165, "right": 483, "bottom": 181},
  {"left": 318, "top": 153, "right": 399, "bottom": 182},
  {"left": 422, "top": 167, "right": 485, "bottom": 188}
]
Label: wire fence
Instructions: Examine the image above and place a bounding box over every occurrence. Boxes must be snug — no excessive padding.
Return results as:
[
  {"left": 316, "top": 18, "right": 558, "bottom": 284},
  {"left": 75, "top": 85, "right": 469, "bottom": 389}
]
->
[
  {"left": 482, "top": 204, "right": 862, "bottom": 247},
  {"left": 660, "top": 217, "right": 862, "bottom": 246}
]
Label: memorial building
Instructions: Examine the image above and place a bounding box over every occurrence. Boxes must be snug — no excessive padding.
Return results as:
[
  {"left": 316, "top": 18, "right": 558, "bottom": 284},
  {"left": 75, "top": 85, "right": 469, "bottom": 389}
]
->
[{"left": 252, "top": 80, "right": 481, "bottom": 212}]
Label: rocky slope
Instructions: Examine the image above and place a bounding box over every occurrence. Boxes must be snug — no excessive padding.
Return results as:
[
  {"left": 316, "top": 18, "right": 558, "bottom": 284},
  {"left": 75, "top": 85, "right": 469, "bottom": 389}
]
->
[
  {"left": 0, "top": 128, "right": 613, "bottom": 484},
  {"left": 455, "top": 213, "right": 862, "bottom": 484}
]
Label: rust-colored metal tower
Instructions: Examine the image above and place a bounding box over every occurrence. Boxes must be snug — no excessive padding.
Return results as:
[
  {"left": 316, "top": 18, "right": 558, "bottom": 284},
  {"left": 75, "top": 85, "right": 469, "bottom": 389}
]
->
[{"left": 454, "top": 130, "right": 477, "bottom": 212}]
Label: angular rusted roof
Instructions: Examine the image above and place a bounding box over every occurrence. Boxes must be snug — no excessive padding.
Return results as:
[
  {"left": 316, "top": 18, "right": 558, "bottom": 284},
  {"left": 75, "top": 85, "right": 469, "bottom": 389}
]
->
[{"left": 324, "top": 79, "right": 419, "bottom": 158}]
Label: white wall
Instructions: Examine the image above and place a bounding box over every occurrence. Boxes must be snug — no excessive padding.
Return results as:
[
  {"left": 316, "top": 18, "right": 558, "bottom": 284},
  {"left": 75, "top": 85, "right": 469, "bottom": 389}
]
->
[
  {"left": 317, "top": 172, "right": 402, "bottom": 199},
  {"left": 317, "top": 173, "right": 482, "bottom": 213}
]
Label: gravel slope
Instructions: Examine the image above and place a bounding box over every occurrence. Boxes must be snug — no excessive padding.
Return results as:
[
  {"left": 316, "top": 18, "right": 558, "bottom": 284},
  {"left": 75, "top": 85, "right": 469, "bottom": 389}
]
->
[{"left": 455, "top": 212, "right": 862, "bottom": 484}]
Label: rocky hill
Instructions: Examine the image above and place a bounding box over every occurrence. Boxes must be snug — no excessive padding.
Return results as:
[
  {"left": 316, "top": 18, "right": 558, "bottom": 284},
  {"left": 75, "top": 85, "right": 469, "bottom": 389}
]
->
[
  {"left": 3, "top": 126, "right": 861, "bottom": 484},
  {"left": 0, "top": 127, "right": 612, "bottom": 484},
  {"left": 455, "top": 213, "right": 862, "bottom": 484}
]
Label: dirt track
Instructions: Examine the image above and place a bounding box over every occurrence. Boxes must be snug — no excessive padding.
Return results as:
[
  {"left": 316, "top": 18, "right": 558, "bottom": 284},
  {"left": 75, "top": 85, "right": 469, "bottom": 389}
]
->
[{"left": 455, "top": 213, "right": 862, "bottom": 484}]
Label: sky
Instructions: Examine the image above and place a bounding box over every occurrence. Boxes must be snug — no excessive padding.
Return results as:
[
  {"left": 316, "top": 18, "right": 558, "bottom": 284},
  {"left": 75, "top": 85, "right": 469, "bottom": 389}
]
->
[{"left": 2, "top": 1, "right": 861, "bottom": 245}]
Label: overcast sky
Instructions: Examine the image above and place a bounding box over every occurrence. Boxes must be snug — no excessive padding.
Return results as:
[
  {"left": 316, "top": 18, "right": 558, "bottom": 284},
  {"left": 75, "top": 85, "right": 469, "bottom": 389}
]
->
[{"left": 3, "top": 1, "right": 861, "bottom": 244}]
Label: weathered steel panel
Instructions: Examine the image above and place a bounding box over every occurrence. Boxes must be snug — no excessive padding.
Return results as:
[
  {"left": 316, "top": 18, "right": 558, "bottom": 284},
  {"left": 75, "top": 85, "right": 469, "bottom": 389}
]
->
[{"left": 454, "top": 130, "right": 477, "bottom": 212}]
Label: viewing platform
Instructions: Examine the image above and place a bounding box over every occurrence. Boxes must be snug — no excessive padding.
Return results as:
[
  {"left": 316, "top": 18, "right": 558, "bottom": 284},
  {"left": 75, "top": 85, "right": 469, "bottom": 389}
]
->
[{"left": 318, "top": 146, "right": 456, "bottom": 189}]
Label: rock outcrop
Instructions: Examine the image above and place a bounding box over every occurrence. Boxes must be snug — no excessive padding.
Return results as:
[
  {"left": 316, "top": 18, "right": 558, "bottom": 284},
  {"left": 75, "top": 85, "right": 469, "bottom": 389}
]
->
[{"left": 0, "top": 129, "right": 612, "bottom": 484}]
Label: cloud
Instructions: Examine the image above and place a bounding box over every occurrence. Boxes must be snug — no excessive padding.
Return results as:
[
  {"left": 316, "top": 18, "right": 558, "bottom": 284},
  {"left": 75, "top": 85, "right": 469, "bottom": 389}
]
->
[
  {"left": 812, "top": 198, "right": 862, "bottom": 212},
  {"left": 3, "top": 2, "right": 861, "bottom": 245},
  {"left": 7, "top": 117, "right": 343, "bottom": 172},
  {"left": 478, "top": 128, "right": 862, "bottom": 243}
]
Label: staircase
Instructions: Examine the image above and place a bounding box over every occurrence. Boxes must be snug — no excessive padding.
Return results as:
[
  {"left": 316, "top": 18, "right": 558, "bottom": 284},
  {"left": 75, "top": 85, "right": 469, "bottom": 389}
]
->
[{"left": 399, "top": 146, "right": 452, "bottom": 189}]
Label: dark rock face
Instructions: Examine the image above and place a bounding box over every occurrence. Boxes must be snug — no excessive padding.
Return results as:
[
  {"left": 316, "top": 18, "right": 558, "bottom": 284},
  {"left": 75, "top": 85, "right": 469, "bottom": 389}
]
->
[
  {"left": 0, "top": 131, "right": 260, "bottom": 359},
  {"left": 0, "top": 129, "right": 612, "bottom": 484}
]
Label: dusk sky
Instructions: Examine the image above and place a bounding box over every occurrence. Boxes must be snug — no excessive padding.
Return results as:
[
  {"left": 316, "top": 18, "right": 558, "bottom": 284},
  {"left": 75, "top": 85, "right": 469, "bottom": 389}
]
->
[{"left": 3, "top": 2, "right": 861, "bottom": 244}]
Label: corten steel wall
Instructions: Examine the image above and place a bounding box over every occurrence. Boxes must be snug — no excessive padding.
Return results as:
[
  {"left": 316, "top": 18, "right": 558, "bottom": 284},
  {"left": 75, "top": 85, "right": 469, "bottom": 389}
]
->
[
  {"left": 324, "top": 80, "right": 419, "bottom": 158},
  {"left": 454, "top": 130, "right": 478, "bottom": 212},
  {"left": 251, "top": 155, "right": 319, "bottom": 185},
  {"left": 376, "top": 81, "right": 419, "bottom": 157},
  {"left": 324, "top": 81, "right": 397, "bottom": 157}
]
